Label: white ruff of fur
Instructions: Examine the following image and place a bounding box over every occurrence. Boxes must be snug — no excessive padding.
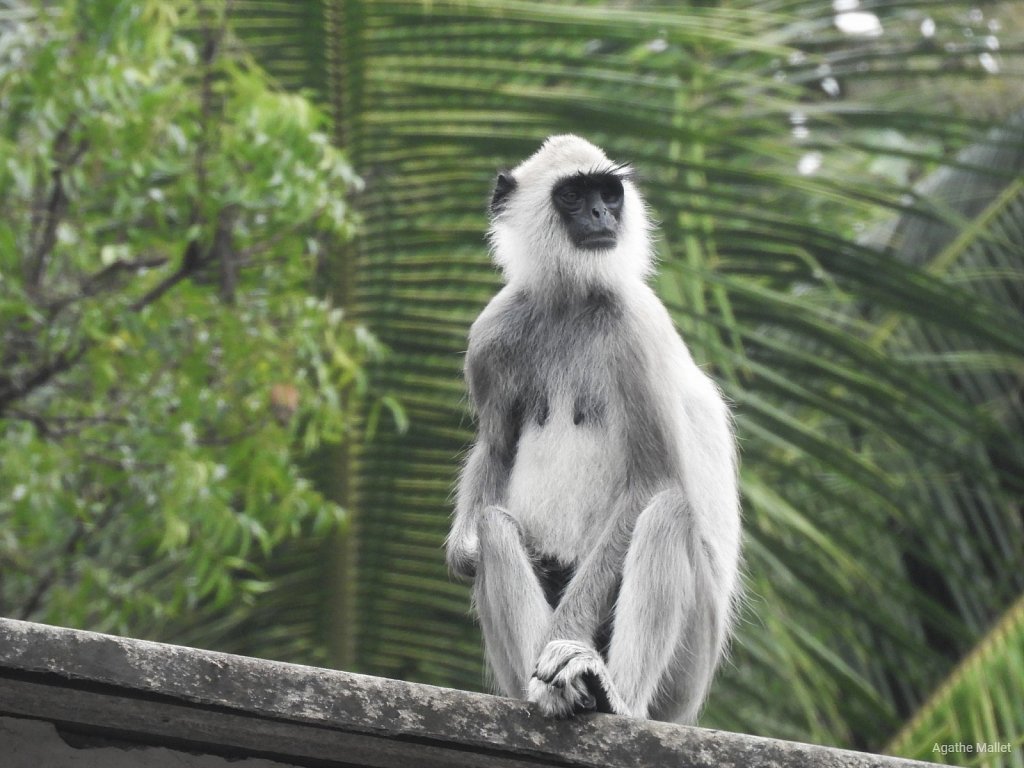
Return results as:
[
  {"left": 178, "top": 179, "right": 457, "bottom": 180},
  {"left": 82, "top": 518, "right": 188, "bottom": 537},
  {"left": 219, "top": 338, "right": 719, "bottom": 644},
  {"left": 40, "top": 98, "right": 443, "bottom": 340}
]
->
[{"left": 487, "top": 134, "right": 655, "bottom": 291}]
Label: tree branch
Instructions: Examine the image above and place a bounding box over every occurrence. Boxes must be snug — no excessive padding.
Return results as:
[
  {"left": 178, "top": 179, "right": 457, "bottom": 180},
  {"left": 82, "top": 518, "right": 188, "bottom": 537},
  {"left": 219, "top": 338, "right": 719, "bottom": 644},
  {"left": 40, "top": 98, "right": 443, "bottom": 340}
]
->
[
  {"left": 25, "top": 123, "right": 88, "bottom": 291},
  {"left": 0, "top": 346, "right": 88, "bottom": 418},
  {"left": 2, "top": 236, "right": 202, "bottom": 417},
  {"left": 215, "top": 205, "right": 240, "bottom": 303},
  {"left": 2, "top": 6, "right": 236, "bottom": 421},
  {"left": 190, "top": 3, "right": 228, "bottom": 231},
  {"left": 128, "top": 240, "right": 204, "bottom": 311},
  {"left": 45, "top": 255, "right": 170, "bottom": 316},
  {"left": 4, "top": 410, "right": 133, "bottom": 440}
]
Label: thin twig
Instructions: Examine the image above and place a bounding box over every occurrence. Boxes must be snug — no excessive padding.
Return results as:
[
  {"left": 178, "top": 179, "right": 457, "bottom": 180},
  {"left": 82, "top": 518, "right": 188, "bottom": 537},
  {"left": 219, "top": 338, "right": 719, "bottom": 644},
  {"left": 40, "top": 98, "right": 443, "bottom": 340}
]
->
[
  {"left": 45, "top": 255, "right": 170, "bottom": 316},
  {"left": 128, "top": 240, "right": 204, "bottom": 311}
]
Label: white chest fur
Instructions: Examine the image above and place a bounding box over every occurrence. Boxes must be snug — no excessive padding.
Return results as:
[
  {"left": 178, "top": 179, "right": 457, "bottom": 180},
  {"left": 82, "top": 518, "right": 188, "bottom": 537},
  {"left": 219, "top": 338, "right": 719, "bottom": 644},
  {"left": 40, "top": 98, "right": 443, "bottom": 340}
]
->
[{"left": 504, "top": 390, "right": 626, "bottom": 564}]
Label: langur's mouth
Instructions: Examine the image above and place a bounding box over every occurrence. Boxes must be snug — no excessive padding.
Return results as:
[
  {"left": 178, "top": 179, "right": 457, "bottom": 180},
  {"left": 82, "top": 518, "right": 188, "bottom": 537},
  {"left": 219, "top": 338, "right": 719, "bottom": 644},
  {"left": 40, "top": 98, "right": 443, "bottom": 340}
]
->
[{"left": 579, "top": 232, "right": 617, "bottom": 250}]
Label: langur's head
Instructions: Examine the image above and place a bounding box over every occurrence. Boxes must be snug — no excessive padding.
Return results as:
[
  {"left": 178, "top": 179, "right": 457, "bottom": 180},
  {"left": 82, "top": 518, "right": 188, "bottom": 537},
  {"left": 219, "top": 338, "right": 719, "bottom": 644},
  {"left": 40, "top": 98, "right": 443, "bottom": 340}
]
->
[{"left": 487, "top": 135, "right": 654, "bottom": 290}]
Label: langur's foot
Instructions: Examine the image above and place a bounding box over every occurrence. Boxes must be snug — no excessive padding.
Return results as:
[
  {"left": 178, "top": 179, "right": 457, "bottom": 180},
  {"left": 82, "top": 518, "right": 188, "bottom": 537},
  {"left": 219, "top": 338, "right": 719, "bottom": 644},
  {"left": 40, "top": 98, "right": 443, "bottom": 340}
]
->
[{"left": 528, "top": 639, "right": 629, "bottom": 718}]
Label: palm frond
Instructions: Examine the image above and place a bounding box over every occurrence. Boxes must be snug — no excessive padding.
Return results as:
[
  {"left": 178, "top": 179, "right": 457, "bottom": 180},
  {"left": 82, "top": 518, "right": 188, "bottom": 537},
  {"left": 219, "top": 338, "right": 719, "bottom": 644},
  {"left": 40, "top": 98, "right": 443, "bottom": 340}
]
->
[{"left": 884, "top": 593, "right": 1024, "bottom": 767}]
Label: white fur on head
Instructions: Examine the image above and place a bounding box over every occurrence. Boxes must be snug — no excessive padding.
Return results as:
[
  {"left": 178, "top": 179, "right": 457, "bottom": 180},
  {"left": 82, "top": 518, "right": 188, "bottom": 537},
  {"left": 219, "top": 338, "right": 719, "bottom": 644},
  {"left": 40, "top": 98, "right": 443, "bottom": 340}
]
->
[{"left": 488, "top": 135, "right": 654, "bottom": 291}]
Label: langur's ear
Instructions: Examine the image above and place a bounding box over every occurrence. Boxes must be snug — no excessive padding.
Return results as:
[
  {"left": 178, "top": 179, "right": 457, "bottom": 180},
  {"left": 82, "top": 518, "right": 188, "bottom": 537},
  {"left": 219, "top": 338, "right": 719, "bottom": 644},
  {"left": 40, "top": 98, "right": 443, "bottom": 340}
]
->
[{"left": 490, "top": 171, "right": 517, "bottom": 216}]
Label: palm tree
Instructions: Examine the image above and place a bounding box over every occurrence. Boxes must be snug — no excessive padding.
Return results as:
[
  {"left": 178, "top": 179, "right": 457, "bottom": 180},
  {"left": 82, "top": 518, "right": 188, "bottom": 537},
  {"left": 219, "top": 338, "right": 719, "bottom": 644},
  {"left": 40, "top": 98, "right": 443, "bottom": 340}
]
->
[{"left": 221, "top": 0, "right": 1024, "bottom": 759}]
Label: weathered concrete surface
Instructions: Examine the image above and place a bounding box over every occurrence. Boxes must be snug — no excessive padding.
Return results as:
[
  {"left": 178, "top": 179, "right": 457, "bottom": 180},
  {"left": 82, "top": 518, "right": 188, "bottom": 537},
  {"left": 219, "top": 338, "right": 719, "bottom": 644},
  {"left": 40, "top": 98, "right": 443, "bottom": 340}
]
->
[{"left": 0, "top": 617, "right": 939, "bottom": 767}]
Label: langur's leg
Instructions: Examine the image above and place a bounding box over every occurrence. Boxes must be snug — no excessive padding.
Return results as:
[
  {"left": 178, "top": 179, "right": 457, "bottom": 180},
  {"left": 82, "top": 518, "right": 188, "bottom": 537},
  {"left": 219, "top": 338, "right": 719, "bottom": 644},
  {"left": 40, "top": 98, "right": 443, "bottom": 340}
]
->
[
  {"left": 607, "top": 487, "right": 730, "bottom": 723},
  {"left": 474, "top": 504, "right": 552, "bottom": 697},
  {"left": 529, "top": 488, "right": 729, "bottom": 722}
]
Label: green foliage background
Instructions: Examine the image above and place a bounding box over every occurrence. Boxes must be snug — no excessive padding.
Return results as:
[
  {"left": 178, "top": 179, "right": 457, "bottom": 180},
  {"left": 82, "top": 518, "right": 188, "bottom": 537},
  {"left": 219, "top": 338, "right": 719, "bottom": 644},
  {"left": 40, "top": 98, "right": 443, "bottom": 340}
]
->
[
  {"left": 0, "top": 0, "right": 373, "bottom": 638},
  {"left": 2, "top": 0, "right": 1023, "bottom": 764}
]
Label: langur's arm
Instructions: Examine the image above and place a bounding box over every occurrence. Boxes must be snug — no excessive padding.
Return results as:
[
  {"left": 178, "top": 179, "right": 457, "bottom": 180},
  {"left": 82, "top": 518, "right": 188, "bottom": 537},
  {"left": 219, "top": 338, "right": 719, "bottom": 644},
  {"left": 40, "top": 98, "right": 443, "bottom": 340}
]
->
[
  {"left": 543, "top": 497, "right": 638, "bottom": 643},
  {"left": 446, "top": 435, "right": 510, "bottom": 580},
  {"left": 446, "top": 318, "right": 521, "bottom": 581}
]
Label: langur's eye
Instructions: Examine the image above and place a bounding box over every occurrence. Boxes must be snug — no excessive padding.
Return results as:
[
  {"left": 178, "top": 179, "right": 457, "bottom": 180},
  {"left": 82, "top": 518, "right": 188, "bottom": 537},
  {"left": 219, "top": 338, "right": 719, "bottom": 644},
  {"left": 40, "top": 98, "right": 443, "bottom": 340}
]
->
[
  {"left": 600, "top": 183, "right": 622, "bottom": 205},
  {"left": 558, "top": 186, "right": 582, "bottom": 206}
]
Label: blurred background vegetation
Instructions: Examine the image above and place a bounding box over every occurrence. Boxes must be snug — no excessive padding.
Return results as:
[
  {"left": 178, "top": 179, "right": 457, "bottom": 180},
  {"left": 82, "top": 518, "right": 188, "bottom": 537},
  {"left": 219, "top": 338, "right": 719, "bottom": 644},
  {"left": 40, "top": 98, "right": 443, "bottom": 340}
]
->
[{"left": 1, "top": 0, "right": 1022, "bottom": 764}]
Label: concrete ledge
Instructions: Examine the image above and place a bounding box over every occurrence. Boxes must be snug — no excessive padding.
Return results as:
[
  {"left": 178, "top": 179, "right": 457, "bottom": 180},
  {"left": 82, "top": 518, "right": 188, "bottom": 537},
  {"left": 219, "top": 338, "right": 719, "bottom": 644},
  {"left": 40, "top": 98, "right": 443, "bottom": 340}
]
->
[{"left": 0, "top": 618, "right": 935, "bottom": 767}]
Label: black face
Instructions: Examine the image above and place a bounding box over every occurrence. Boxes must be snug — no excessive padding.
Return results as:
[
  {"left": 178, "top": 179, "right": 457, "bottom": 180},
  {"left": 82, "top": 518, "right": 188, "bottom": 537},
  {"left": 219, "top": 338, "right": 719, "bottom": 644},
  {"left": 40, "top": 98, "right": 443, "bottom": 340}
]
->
[{"left": 552, "top": 172, "right": 624, "bottom": 250}]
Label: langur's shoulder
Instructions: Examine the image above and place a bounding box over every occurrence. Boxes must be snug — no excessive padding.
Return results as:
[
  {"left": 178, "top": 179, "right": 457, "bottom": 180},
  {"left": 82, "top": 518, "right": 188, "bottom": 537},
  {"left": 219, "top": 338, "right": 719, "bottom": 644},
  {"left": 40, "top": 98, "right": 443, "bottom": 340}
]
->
[
  {"left": 617, "top": 282, "right": 677, "bottom": 337},
  {"left": 469, "top": 286, "right": 532, "bottom": 345}
]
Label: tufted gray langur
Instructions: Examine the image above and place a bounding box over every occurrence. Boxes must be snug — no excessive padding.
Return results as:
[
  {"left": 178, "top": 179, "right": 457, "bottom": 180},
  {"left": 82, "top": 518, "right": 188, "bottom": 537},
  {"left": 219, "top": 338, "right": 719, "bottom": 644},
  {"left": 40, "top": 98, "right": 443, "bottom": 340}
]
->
[{"left": 445, "top": 135, "right": 741, "bottom": 724}]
